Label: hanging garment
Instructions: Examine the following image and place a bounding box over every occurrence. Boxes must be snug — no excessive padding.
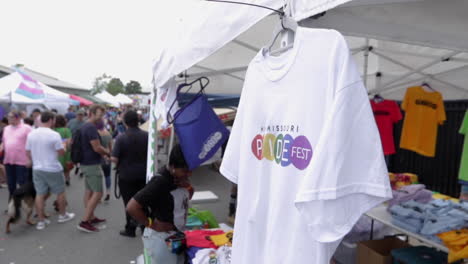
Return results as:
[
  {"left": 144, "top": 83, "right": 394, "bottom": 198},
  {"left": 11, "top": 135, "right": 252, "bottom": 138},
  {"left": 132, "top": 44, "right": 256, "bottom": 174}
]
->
[
  {"left": 399, "top": 86, "right": 446, "bottom": 157},
  {"left": 370, "top": 99, "right": 402, "bottom": 155},
  {"left": 220, "top": 27, "right": 392, "bottom": 264},
  {"left": 459, "top": 111, "right": 468, "bottom": 182}
]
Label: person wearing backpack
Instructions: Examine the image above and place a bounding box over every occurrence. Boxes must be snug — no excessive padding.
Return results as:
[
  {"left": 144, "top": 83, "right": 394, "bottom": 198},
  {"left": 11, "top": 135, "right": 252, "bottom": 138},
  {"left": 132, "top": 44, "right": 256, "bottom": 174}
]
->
[
  {"left": 76, "top": 105, "right": 110, "bottom": 233},
  {"left": 111, "top": 110, "right": 148, "bottom": 237}
]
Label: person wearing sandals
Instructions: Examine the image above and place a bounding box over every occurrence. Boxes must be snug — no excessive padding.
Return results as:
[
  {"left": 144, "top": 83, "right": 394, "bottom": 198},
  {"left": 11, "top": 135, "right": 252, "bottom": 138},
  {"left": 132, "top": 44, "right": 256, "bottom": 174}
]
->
[
  {"left": 54, "top": 115, "right": 72, "bottom": 186},
  {"left": 96, "top": 120, "right": 112, "bottom": 202}
]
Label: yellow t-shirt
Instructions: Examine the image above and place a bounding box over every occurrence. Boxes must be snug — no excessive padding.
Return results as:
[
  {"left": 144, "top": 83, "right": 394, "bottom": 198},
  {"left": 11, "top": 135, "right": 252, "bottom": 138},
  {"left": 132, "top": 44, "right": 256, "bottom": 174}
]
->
[{"left": 399, "top": 86, "right": 446, "bottom": 157}]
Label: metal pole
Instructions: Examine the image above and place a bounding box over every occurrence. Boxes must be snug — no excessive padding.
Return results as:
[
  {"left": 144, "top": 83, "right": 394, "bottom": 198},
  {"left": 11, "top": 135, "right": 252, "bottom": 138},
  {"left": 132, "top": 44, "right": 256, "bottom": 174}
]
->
[{"left": 363, "top": 39, "right": 370, "bottom": 89}]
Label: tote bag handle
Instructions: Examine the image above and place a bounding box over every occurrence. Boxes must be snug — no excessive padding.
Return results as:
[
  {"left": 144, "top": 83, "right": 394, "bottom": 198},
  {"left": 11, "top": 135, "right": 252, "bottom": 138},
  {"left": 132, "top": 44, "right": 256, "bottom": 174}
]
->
[{"left": 167, "top": 77, "right": 210, "bottom": 124}]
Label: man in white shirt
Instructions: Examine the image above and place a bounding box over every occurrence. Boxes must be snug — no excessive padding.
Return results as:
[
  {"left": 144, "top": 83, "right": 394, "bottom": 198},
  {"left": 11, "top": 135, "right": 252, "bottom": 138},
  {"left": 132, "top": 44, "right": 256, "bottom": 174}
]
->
[{"left": 26, "top": 111, "right": 75, "bottom": 230}]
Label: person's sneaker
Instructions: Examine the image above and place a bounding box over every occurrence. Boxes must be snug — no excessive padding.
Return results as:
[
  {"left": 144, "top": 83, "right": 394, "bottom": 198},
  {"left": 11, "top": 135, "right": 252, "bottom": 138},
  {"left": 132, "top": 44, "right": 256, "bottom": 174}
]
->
[
  {"left": 77, "top": 221, "right": 99, "bottom": 233},
  {"left": 36, "top": 219, "right": 50, "bottom": 230},
  {"left": 74, "top": 167, "right": 79, "bottom": 175},
  {"left": 104, "top": 194, "right": 110, "bottom": 202},
  {"left": 58, "top": 212, "right": 75, "bottom": 223},
  {"left": 65, "top": 180, "right": 70, "bottom": 186},
  {"left": 90, "top": 217, "right": 106, "bottom": 225},
  {"left": 119, "top": 229, "right": 136, "bottom": 238}
]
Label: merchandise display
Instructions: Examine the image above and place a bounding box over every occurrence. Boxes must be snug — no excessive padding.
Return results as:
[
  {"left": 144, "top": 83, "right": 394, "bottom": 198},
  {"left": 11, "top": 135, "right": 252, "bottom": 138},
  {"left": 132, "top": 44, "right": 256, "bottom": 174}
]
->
[
  {"left": 399, "top": 86, "right": 446, "bottom": 157},
  {"left": 220, "top": 27, "right": 392, "bottom": 263},
  {"left": 459, "top": 111, "right": 468, "bottom": 182},
  {"left": 370, "top": 99, "right": 402, "bottom": 155}
]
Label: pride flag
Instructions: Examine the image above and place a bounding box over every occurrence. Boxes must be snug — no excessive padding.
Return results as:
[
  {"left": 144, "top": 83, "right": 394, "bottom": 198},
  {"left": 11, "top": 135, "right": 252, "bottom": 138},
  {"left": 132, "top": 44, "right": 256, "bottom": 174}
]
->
[{"left": 15, "top": 72, "right": 45, "bottom": 99}]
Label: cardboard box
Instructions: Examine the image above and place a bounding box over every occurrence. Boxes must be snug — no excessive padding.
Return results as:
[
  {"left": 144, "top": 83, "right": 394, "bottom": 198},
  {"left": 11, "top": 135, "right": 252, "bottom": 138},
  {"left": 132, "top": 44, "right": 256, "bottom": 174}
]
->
[{"left": 356, "top": 237, "right": 410, "bottom": 264}]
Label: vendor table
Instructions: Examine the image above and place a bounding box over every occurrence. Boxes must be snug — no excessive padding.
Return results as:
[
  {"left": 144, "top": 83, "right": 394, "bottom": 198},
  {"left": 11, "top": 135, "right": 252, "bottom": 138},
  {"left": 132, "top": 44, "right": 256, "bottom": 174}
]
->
[{"left": 365, "top": 204, "right": 449, "bottom": 253}]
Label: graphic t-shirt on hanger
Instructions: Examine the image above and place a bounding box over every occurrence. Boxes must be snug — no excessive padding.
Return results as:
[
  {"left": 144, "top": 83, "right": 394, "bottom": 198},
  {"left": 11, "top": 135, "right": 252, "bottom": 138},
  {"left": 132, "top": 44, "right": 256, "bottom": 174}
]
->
[
  {"left": 371, "top": 99, "right": 402, "bottom": 155},
  {"left": 220, "top": 28, "right": 392, "bottom": 264},
  {"left": 399, "top": 86, "right": 446, "bottom": 157},
  {"left": 459, "top": 111, "right": 468, "bottom": 182}
]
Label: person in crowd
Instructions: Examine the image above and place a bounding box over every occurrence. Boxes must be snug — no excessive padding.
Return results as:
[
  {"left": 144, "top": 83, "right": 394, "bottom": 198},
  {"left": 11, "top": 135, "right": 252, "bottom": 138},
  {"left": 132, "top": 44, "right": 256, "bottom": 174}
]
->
[
  {"left": 67, "top": 109, "right": 85, "bottom": 136},
  {"left": 0, "top": 117, "right": 8, "bottom": 188},
  {"left": 26, "top": 111, "right": 75, "bottom": 230},
  {"left": 113, "top": 111, "right": 126, "bottom": 138},
  {"left": 111, "top": 110, "right": 148, "bottom": 237},
  {"left": 1, "top": 110, "right": 32, "bottom": 198},
  {"left": 136, "top": 110, "right": 145, "bottom": 125},
  {"left": 77, "top": 105, "right": 110, "bottom": 233},
  {"left": 65, "top": 106, "right": 76, "bottom": 122},
  {"left": 127, "top": 145, "right": 193, "bottom": 264},
  {"left": 31, "top": 108, "right": 41, "bottom": 128},
  {"left": 23, "top": 117, "right": 34, "bottom": 127},
  {"left": 96, "top": 120, "right": 112, "bottom": 202},
  {"left": 54, "top": 115, "right": 73, "bottom": 186},
  {"left": 142, "top": 109, "right": 149, "bottom": 123}
]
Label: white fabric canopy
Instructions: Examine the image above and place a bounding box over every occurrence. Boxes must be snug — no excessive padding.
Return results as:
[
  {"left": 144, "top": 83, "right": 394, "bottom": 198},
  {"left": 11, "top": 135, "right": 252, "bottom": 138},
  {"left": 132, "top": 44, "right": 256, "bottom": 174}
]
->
[
  {"left": 146, "top": 0, "right": 468, "bottom": 178},
  {"left": 152, "top": 0, "right": 468, "bottom": 101},
  {"left": 0, "top": 71, "right": 76, "bottom": 107},
  {"left": 95, "top": 91, "right": 120, "bottom": 107},
  {"left": 115, "top": 93, "right": 133, "bottom": 105}
]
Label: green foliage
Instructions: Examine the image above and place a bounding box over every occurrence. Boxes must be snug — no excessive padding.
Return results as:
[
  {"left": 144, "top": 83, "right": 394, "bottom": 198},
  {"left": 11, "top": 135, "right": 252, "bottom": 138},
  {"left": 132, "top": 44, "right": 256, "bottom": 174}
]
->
[
  {"left": 125, "top": 80, "right": 142, "bottom": 94},
  {"left": 106, "top": 78, "right": 125, "bottom": 96},
  {"left": 91, "top": 73, "right": 111, "bottom": 95}
]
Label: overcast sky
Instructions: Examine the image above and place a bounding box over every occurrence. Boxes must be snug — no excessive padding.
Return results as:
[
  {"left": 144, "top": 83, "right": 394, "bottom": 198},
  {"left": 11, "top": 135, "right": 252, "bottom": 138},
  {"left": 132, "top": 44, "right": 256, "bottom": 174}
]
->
[{"left": 0, "top": 0, "right": 184, "bottom": 91}]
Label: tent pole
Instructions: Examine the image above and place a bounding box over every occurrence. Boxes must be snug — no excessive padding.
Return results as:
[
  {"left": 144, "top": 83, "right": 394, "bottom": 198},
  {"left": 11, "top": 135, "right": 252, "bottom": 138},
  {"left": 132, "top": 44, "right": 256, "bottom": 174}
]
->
[
  {"left": 371, "top": 49, "right": 460, "bottom": 93},
  {"left": 379, "top": 64, "right": 468, "bottom": 95},
  {"left": 363, "top": 39, "right": 370, "bottom": 89}
]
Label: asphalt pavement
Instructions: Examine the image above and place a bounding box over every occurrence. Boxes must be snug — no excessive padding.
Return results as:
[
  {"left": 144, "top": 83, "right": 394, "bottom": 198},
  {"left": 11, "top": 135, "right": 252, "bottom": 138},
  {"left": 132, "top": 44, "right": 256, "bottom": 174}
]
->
[{"left": 0, "top": 165, "right": 232, "bottom": 264}]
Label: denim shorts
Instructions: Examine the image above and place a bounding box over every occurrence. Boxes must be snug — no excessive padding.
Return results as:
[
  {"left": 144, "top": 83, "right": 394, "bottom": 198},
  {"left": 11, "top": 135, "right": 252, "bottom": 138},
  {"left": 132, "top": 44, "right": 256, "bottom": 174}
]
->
[{"left": 33, "top": 170, "right": 65, "bottom": 195}]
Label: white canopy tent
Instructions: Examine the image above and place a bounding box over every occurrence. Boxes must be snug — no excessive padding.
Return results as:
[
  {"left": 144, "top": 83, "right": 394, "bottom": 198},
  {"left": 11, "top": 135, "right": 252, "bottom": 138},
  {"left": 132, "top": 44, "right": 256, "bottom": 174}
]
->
[
  {"left": 0, "top": 71, "right": 78, "bottom": 113},
  {"left": 152, "top": 0, "right": 468, "bottom": 101},
  {"left": 115, "top": 93, "right": 133, "bottom": 105},
  {"left": 146, "top": 0, "right": 468, "bottom": 176},
  {"left": 95, "top": 91, "right": 120, "bottom": 107}
]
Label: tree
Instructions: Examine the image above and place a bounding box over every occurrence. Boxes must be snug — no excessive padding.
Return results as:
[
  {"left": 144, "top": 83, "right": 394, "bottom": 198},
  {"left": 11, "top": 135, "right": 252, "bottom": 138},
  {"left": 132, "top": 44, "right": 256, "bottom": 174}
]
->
[
  {"left": 106, "top": 78, "right": 125, "bottom": 96},
  {"left": 125, "top": 80, "right": 142, "bottom": 94},
  {"left": 91, "top": 73, "right": 111, "bottom": 95}
]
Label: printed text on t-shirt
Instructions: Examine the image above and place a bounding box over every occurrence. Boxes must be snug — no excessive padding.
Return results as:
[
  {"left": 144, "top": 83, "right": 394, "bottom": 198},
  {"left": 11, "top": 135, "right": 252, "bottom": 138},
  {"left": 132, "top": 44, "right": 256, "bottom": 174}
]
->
[{"left": 251, "top": 127, "right": 312, "bottom": 170}]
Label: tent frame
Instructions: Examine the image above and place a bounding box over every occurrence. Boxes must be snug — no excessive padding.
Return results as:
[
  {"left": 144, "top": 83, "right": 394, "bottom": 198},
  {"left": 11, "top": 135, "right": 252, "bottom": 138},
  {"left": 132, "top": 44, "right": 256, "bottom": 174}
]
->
[{"left": 184, "top": 35, "right": 468, "bottom": 98}]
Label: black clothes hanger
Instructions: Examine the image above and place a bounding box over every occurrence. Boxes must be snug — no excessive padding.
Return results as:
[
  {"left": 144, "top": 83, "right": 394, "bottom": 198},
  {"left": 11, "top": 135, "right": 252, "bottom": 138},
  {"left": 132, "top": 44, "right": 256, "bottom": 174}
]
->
[
  {"left": 167, "top": 77, "right": 210, "bottom": 124},
  {"left": 373, "top": 94, "right": 384, "bottom": 103},
  {"left": 422, "top": 82, "right": 436, "bottom": 92}
]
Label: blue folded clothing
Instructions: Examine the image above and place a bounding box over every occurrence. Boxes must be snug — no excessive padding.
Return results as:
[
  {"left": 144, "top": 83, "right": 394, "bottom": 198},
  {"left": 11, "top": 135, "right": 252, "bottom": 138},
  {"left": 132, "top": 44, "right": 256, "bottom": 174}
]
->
[
  {"left": 392, "top": 217, "right": 422, "bottom": 233},
  {"left": 420, "top": 216, "right": 466, "bottom": 235},
  {"left": 390, "top": 204, "right": 425, "bottom": 220}
]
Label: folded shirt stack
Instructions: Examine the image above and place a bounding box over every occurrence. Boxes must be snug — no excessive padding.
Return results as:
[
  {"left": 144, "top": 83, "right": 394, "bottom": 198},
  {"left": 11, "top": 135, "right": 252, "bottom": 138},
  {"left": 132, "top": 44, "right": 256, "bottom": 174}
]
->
[
  {"left": 387, "top": 184, "right": 433, "bottom": 208},
  {"left": 438, "top": 229, "right": 468, "bottom": 263},
  {"left": 389, "top": 200, "right": 468, "bottom": 243}
]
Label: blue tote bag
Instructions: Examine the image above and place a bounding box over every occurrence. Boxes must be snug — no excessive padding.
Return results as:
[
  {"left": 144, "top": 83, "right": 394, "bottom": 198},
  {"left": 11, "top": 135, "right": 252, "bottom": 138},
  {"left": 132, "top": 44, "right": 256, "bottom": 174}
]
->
[{"left": 168, "top": 77, "right": 230, "bottom": 170}]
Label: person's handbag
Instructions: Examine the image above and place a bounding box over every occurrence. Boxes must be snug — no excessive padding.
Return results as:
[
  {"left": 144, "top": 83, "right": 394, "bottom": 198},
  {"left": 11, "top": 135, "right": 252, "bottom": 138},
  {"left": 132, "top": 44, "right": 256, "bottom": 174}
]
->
[{"left": 167, "top": 77, "right": 230, "bottom": 170}]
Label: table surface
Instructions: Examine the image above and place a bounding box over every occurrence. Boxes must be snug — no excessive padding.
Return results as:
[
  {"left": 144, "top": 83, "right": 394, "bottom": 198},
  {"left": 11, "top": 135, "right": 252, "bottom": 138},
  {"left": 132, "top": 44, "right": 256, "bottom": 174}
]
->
[{"left": 365, "top": 204, "right": 449, "bottom": 253}]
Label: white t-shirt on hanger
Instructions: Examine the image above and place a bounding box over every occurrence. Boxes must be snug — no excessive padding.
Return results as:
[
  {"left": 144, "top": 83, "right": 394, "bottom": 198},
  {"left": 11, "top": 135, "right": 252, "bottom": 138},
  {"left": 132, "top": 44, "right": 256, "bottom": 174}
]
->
[{"left": 220, "top": 27, "right": 392, "bottom": 264}]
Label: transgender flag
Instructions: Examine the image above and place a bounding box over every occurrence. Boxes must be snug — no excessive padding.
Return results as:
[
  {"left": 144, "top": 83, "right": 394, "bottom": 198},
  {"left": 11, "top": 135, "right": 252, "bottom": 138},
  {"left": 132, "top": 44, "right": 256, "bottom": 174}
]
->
[{"left": 15, "top": 72, "right": 45, "bottom": 99}]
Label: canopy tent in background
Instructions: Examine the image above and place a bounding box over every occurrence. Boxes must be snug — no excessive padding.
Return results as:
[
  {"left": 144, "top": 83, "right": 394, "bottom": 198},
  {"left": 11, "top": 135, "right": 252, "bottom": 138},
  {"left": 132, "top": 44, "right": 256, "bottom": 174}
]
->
[
  {"left": 115, "top": 93, "right": 133, "bottom": 105},
  {"left": 70, "top": 94, "right": 93, "bottom": 106},
  {"left": 0, "top": 71, "right": 79, "bottom": 113},
  {"left": 146, "top": 0, "right": 468, "bottom": 179},
  {"left": 95, "top": 91, "right": 120, "bottom": 107}
]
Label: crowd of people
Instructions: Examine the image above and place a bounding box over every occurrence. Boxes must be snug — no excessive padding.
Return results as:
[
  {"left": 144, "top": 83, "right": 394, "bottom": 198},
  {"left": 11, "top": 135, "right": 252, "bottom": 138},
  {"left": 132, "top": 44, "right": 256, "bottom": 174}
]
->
[
  {"left": 0, "top": 103, "right": 200, "bottom": 264},
  {"left": 0, "top": 104, "right": 152, "bottom": 235}
]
